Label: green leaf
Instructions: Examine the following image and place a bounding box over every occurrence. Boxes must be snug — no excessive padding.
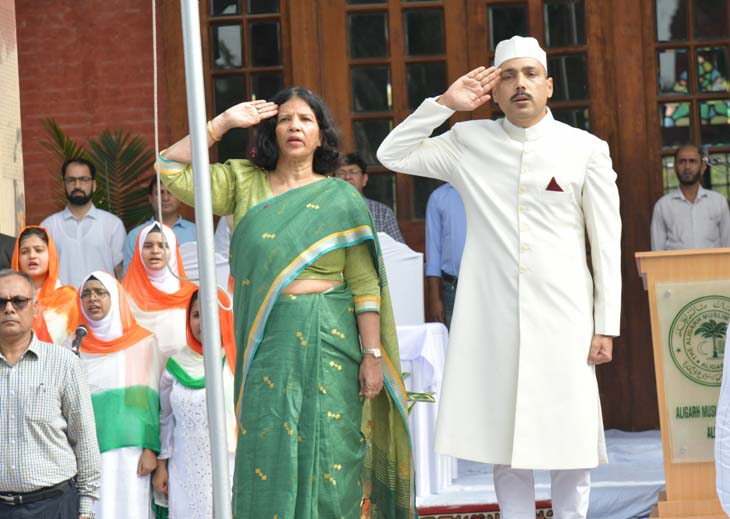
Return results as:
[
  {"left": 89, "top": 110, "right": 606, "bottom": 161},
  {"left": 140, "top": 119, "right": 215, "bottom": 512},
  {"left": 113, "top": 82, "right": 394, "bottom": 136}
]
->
[
  {"left": 86, "top": 129, "right": 155, "bottom": 230},
  {"left": 407, "top": 391, "right": 436, "bottom": 403}
]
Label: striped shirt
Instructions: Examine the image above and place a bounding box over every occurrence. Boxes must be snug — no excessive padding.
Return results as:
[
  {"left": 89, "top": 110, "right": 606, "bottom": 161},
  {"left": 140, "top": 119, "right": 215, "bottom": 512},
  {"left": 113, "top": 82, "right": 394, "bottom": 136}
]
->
[{"left": 0, "top": 334, "right": 101, "bottom": 515}]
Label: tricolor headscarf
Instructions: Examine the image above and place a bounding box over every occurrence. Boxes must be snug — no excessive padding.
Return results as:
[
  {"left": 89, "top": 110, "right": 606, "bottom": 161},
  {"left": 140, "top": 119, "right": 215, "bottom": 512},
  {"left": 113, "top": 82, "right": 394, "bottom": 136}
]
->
[
  {"left": 189, "top": 289, "right": 236, "bottom": 370},
  {"left": 79, "top": 271, "right": 152, "bottom": 354},
  {"left": 166, "top": 288, "right": 238, "bottom": 453},
  {"left": 12, "top": 226, "right": 79, "bottom": 343},
  {"left": 122, "top": 221, "right": 196, "bottom": 311}
]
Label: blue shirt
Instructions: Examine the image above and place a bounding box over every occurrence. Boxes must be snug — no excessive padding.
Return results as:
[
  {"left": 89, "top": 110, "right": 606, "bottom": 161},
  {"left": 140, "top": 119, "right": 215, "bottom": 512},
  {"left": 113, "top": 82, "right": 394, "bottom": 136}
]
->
[
  {"left": 425, "top": 183, "right": 466, "bottom": 278},
  {"left": 122, "top": 216, "right": 197, "bottom": 276}
]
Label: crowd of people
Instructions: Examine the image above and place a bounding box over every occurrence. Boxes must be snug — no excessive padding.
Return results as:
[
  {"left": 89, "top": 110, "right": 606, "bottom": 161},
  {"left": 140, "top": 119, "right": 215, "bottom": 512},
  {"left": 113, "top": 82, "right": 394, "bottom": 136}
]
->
[
  {"left": 0, "top": 84, "right": 413, "bottom": 518},
  {"left": 3, "top": 33, "right": 730, "bottom": 519}
]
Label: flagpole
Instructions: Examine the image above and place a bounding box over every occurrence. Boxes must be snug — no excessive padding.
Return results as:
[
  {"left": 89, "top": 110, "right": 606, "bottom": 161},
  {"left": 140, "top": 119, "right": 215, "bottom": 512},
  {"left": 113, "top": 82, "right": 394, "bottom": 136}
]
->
[{"left": 179, "top": 1, "right": 232, "bottom": 517}]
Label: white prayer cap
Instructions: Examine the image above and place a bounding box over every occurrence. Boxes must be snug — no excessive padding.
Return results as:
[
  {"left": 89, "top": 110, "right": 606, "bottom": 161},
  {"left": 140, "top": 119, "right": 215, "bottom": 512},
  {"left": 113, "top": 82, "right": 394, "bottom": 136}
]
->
[{"left": 494, "top": 36, "right": 547, "bottom": 73}]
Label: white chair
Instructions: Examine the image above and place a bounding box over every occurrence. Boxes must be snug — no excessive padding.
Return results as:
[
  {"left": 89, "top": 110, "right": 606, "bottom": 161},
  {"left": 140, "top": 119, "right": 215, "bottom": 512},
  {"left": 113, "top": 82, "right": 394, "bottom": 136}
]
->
[{"left": 378, "top": 232, "right": 424, "bottom": 325}]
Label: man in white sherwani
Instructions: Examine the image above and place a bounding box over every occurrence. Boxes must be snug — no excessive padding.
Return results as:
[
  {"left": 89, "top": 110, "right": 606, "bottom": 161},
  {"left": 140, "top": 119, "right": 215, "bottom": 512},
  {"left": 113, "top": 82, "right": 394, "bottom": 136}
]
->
[{"left": 377, "top": 36, "right": 621, "bottom": 519}]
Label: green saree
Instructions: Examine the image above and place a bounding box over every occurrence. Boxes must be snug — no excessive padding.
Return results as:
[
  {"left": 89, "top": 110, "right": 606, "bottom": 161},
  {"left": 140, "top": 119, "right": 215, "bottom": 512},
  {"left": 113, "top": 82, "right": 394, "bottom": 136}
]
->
[{"left": 230, "top": 177, "right": 416, "bottom": 519}]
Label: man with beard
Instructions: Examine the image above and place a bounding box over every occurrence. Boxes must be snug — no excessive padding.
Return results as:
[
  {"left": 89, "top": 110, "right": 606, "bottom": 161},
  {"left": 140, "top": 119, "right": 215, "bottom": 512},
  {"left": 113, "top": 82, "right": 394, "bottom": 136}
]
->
[
  {"left": 651, "top": 144, "right": 730, "bottom": 250},
  {"left": 41, "top": 158, "right": 126, "bottom": 287}
]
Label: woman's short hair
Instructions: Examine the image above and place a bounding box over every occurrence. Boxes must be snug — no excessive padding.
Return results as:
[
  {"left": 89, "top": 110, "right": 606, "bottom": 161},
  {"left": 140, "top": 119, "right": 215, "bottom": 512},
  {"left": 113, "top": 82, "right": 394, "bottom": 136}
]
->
[
  {"left": 251, "top": 87, "right": 340, "bottom": 174},
  {"left": 19, "top": 227, "right": 49, "bottom": 247}
]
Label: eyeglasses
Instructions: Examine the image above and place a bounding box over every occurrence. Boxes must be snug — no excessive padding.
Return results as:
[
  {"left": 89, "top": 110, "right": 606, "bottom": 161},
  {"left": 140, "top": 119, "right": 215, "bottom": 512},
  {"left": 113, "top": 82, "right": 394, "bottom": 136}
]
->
[
  {"left": 80, "top": 288, "right": 110, "bottom": 300},
  {"left": 64, "top": 176, "right": 94, "bottom": 185},
  {"left": 0, "top": 296, "right": 32, "bottom": 310}
]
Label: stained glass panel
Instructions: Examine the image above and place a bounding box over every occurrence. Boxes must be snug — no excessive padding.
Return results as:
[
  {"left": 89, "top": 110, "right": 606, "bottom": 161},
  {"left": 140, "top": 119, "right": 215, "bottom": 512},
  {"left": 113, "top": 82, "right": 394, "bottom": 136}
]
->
[
  {"left": 660, "top": 101, "right": 692, "bottom": 148},
  {"left": 662, "top": 155, "right": 679, "bottom": 193},
  {"left": 708, "top": 153, "right": 730, "bottom": 198},
  {"left": 658, "top": 48, "right": 690, "bottom": 95},
  {"left": 697, "top": 47, "right": 730, "bottom": 93},
  {"left": 699, "top": 100, "right": 730, "bottom": 145}
]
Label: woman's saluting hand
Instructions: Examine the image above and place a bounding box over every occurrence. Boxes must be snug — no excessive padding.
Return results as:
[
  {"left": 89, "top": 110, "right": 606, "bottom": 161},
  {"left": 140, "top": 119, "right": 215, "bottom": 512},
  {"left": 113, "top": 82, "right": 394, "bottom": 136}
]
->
[{"left": 219, "top": 100, "right": 279, "bottom": 131}]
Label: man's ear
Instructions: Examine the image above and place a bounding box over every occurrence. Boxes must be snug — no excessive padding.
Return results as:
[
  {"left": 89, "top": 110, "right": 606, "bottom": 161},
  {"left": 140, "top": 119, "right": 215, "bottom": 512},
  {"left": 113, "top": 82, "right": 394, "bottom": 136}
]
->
[{"left": 363, "top": 173, "right": 368, "bottom": 188}]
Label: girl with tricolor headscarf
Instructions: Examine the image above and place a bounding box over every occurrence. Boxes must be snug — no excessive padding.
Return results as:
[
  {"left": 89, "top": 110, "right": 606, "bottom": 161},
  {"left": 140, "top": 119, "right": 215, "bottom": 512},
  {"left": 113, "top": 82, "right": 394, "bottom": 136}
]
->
[
  {"left": 123, "top": 222, "right": 197, "bottom": 361},
  {"left": 75, "top": 271, "right": 162, "bottom": 519},
  {"left": 12, "top": 226, "right": 79, "bottom": 344},
  {"left": 151, "top": 288, "right": 237, "bottom": 517}
]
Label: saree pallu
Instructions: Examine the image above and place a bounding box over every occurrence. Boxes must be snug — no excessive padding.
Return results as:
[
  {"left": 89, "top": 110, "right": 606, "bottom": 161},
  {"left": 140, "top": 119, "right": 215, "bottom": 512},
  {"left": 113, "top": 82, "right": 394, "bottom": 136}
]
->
[{"left": 230, "top": 178, "right": 416, "bottom": 519}]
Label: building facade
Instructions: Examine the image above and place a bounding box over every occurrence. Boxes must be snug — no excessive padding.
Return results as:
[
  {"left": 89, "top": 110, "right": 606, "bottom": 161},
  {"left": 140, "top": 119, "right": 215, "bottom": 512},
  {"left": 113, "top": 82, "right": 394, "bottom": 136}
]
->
[{"left": 14, "top": 0, "right": 730, "bottom": 430}]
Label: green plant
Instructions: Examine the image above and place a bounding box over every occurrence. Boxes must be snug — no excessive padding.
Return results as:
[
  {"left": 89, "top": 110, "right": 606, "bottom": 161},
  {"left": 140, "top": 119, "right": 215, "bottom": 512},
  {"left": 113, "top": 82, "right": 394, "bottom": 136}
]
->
[
  {"left": 41, "top": 118, "right": 155, "bottom": 230},
  {"left": 401, "top": 372, "right": 436, "bottom": 415}
]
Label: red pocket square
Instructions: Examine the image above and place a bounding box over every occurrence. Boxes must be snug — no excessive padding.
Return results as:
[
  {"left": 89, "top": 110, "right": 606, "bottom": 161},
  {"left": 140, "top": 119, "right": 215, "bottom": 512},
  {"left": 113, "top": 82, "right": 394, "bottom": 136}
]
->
[{"left": 546, "top": 177, "right": 564, "bottom": 192}]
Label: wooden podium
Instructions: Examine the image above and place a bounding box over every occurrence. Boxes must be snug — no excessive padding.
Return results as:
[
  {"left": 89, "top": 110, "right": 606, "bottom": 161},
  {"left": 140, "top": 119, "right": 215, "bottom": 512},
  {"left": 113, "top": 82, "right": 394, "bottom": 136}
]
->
[{"left": 636, "top": 248, "right": 730, "bottom": 519}]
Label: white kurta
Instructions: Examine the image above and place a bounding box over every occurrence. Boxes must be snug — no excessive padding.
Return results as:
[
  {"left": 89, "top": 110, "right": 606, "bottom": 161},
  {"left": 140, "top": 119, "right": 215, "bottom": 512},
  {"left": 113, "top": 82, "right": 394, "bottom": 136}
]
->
[
  {"left": 94, "top": 447, "right": 150, "bottom": 519},
  {"left": 159, "top": 370, "right": 236, "bottom": 519},
  {"left": 377, "top": 100, "right": 622, "bottom": 469}
]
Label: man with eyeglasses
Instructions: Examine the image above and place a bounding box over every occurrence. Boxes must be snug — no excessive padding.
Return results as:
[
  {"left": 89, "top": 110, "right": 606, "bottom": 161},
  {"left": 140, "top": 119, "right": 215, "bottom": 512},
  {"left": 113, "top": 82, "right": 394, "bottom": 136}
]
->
[
  {"left": 0, "top": 269, "right": 101, "bottom": 518},
  {"left": 41, "top": 158, "right": 127, "bottom": 288}
]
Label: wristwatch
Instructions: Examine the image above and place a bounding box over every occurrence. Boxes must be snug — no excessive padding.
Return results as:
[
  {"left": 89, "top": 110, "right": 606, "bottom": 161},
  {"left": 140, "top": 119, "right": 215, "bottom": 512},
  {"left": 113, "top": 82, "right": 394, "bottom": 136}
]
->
[{"left": 361, "top": 348, "right": 382, "bottom": 358}]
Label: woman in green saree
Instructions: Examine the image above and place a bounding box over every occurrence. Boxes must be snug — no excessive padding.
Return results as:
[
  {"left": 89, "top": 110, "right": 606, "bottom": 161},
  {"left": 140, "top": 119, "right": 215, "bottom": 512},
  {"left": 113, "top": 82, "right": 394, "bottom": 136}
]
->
[{"left": 156, "top": 87, "right": 415, "bottom": 519}]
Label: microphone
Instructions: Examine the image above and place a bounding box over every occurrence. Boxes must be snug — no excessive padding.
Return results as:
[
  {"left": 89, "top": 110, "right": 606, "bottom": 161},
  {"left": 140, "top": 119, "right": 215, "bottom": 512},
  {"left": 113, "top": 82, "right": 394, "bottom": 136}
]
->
[
  {"left": 71, "top": 325, "right": 88, "bottom": 356},
  {"left": 701, "top": 145, "right": 712, "bottom": 165}
]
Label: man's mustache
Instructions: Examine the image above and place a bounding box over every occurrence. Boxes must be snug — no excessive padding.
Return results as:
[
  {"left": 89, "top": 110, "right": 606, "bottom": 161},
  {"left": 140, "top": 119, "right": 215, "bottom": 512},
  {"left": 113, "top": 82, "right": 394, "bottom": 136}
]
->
[{"left": 510, "top": 91, "right": 533, "bottom": 102}]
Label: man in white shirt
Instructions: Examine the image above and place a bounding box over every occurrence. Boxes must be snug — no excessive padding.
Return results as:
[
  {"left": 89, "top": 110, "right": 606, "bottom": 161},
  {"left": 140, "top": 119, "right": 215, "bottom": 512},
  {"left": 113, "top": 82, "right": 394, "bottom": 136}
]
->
[
  {"left": 651, "top": 144, "right": 730, "bottom": 250},
  {"left": 377, "top": 36, "right": 621, "bottom": 519},
  {"left": 41, "top": 158, "right": 126, "bottom": 288}
]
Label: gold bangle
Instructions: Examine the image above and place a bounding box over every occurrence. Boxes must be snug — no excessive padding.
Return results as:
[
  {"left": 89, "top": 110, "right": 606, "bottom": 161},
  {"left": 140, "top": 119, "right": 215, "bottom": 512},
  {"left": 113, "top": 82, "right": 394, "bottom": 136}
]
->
[{"left": 207, "top": 120, "right": 222, "bottom": 142}]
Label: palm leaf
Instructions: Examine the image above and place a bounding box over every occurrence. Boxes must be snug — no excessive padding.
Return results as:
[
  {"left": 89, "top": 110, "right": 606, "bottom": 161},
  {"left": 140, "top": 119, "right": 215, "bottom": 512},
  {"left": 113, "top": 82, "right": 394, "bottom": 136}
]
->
[{"left": 87, "top": 129, "right": 155, "bottom": 230}]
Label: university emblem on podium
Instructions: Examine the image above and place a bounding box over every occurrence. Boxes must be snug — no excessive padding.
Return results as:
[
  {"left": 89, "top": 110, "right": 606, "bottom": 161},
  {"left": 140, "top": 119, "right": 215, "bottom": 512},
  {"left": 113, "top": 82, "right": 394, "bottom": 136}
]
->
[{"left": 668, "top": 295, "right": 730, "bottom": 386}]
